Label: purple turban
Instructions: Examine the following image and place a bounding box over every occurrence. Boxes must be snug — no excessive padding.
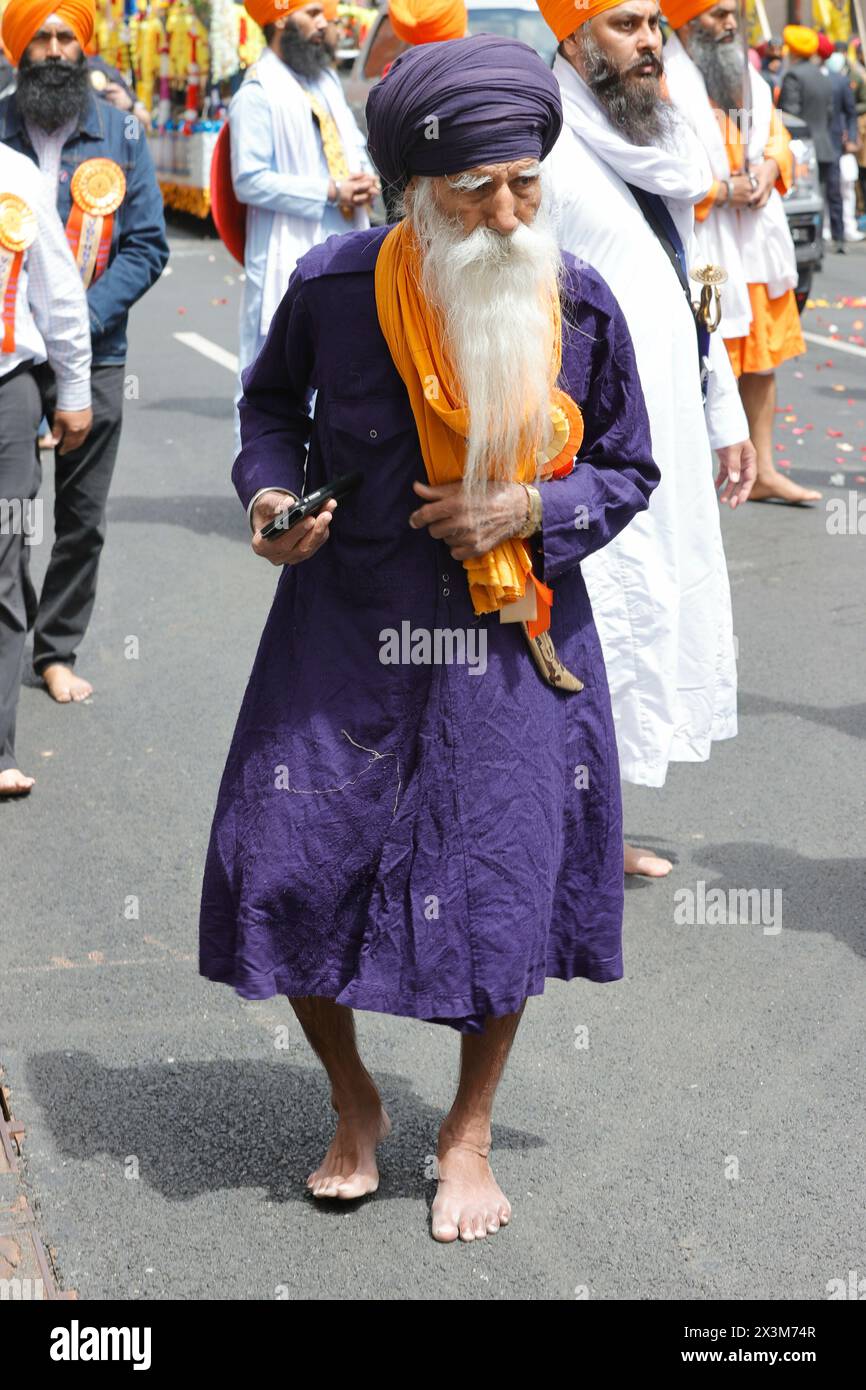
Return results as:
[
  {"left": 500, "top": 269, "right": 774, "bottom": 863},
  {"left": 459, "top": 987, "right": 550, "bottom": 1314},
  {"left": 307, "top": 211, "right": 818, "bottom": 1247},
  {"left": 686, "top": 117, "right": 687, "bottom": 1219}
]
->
[{"left": 365, "top": 34, "right": 563, "bottom": 191}]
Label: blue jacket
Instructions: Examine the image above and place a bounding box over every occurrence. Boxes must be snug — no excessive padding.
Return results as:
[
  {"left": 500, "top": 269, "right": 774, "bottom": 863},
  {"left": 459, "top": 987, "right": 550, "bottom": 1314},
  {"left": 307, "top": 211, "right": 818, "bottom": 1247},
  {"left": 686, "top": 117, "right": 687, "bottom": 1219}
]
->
[
  {"left": 0, "top": 93, "right": 169, "bottom": 364},
  {"left": 828, "top": 70, "right": 859, "bottom": 154}
]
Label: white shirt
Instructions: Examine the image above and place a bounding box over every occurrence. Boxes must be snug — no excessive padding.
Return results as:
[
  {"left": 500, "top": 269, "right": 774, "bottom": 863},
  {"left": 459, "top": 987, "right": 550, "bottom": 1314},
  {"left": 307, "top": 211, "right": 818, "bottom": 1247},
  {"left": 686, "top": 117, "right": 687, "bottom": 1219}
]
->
[
  {"left": 25, "top": 116, "right": 77, "bottom": 196},
  {"left": 0, "top": 142, "right": 91, "bottom": 410}
]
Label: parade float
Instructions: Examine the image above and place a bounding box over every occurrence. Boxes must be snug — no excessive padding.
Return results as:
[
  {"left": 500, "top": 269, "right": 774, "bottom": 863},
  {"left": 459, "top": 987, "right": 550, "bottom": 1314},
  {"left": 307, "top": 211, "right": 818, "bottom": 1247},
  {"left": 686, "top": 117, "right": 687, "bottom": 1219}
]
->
[{"left": 90, "top": 0, "right": 377, "bottom": 218}]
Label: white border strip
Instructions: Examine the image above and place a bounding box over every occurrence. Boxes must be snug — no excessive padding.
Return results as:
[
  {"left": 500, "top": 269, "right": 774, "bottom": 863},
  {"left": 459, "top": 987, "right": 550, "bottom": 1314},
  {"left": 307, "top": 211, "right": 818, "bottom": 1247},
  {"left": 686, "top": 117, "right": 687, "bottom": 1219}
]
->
[
  {"left": 802, "top": 330, "right": 866, "bottom": 360},
  {"left": 173, "top": 331, "right": 239, "bottom": 374}
]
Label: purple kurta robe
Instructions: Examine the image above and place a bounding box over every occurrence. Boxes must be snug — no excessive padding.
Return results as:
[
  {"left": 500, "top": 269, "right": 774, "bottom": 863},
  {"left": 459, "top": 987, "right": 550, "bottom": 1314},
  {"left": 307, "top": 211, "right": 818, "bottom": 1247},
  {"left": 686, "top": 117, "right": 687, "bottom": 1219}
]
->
[{"left": 199, "top": 226, "right": 659, "bottom": 1034}]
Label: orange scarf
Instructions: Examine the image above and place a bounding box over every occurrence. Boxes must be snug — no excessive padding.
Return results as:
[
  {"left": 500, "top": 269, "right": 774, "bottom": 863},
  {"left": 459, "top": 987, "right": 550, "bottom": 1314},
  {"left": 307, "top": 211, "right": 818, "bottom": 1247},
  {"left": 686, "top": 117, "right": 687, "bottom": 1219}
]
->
[{"left": 374, "top": 220, "right": 583, "bottom": 637}]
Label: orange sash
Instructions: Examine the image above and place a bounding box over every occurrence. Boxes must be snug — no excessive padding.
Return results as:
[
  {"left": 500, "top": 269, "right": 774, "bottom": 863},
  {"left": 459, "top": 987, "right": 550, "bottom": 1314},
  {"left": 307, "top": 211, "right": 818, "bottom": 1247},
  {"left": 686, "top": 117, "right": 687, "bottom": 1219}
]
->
[
  {"left": 65, "top": 158, "right": 125, "bottom": 288},
  {"left": 0, "top": 192, "right": 37, "bottom": 353},
  {"left": 374, "top": 221, "right": 583, "bottom": 637}
]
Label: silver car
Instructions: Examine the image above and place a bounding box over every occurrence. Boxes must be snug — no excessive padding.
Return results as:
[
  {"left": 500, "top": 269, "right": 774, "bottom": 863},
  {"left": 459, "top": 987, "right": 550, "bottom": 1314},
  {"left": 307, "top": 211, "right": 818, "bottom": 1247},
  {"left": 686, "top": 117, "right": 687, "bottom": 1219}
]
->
[
  {"left": 778, "top": 110, "right": 824, "bottom": 312},
  {"left": 343, "top": 0, "right": 557, "bottom": 132}
]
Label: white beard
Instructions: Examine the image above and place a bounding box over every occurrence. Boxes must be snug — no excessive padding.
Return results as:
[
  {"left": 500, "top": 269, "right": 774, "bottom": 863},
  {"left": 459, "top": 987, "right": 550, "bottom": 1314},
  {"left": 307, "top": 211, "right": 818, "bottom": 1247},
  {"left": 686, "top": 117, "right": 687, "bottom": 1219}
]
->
[{"left": 404, "top": 176, "right": 563, "bottom": 494}]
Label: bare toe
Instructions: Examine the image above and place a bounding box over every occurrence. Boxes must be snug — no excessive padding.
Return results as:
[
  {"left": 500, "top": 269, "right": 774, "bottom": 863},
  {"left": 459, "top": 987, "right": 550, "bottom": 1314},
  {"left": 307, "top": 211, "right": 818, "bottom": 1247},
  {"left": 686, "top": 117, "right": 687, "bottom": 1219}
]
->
[
  {"left": 431, "top": 1214, "right": 460, "bottom": 1243},
  {"left": 307, "top": 1102, "right": 389, "bottom": 1203},
  {"left": 433, "top": 1135, "right": 511, "bottom": 1245},
  {"left": 40, "top": 664, "right": 92, "bottom": 703},
  {"left": 0, "top": 768, "right": 35, "bottom": 796}
]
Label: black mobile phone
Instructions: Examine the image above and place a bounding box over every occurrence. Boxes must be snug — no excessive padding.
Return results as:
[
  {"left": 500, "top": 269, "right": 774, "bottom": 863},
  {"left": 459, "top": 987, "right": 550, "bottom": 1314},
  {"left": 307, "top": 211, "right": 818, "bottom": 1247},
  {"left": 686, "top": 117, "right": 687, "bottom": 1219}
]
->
[{"left": 260, "top": 471, "right": 363, "bottom": 540}]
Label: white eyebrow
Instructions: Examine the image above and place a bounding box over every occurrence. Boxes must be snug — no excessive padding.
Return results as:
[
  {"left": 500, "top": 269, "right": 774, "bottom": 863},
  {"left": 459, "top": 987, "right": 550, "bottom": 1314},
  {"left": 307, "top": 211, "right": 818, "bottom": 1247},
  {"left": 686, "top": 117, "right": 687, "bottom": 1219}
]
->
[
  {"left": 445, "top": 162, "right": 541, "bottom": 192},
  {"left": 445, "top": 171, "right": 493, "bottom": 191}
]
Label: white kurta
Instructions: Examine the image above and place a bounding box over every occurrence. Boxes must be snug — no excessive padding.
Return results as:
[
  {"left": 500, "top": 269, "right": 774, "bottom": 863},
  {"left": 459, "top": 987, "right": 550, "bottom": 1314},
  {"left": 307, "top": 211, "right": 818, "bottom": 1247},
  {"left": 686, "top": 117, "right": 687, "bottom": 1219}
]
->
[
  {"left": 663, "top": 33, "right": 798, "bottom": 339},
  {"left": 230, "top": 50, "right": 370, "bottom": 379},
  {"left": 545, "top": 55, "right": 748, "bottom": 787}
]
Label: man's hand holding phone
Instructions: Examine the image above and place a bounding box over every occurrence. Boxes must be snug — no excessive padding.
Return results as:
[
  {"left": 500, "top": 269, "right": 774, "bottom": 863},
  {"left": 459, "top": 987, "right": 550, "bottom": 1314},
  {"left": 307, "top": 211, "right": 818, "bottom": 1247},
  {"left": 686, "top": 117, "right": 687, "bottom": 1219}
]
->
[{"left": 251, "top": 490, "right": 336, "bottom": 567}]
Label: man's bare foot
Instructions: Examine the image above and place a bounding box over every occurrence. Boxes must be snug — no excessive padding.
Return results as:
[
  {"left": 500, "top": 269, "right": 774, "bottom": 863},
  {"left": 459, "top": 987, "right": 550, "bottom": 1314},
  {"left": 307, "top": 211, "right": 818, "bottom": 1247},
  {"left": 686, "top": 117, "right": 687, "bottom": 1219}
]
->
[
  {"left": 624, "top": 842, "right": 673, "bottom": 877},
  {"left": 749, "top": 474, "right": 822, "bottom": 504},
  {"left": 39, "top": 664, "right": 93, "bottom": 703},
  {"left": 0, "top": 768, "right": 35, "bottom": 796},
  {"left": 307, "top": 1094, "right": 391, "bottom": 1200},
  {"left": 431, "top": 1123, "right": 511, "bottom": 1243}
]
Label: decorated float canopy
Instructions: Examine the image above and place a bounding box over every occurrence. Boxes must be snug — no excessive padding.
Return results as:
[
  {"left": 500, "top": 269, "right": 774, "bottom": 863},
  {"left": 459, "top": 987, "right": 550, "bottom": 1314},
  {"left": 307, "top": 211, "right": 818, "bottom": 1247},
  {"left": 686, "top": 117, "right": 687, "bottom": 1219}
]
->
[{"left": 16, "top": 0, "right": 376, "bottom": 219}]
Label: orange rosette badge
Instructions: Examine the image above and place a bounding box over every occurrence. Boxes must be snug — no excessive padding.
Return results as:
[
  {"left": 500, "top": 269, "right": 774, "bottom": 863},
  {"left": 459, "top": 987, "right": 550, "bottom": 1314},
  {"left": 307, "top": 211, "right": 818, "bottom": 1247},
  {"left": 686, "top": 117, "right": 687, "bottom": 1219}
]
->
[
  {"left": 67, "top": 158, "right": 126, "bottom": 287},
  {"left": 539, "top": 388, "right": 584, "bottom": 480},
  {"left": 0, "top": 191, "right": 37, "bottom": 352}
]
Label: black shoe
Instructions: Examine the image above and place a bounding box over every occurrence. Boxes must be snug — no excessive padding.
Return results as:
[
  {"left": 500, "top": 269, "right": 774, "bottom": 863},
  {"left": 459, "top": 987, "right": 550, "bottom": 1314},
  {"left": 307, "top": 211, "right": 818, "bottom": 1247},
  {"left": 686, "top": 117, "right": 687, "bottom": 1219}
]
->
[{"left": 834, "top": 241, "right": 846, "bottom": 254}]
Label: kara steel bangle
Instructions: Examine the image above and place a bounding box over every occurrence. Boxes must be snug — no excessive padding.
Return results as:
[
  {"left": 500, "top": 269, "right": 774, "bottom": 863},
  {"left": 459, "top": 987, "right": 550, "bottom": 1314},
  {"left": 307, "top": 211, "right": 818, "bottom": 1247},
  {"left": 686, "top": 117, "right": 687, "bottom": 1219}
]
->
[{"left": 517, "top": 483, "right": 543, "bottom": 539}]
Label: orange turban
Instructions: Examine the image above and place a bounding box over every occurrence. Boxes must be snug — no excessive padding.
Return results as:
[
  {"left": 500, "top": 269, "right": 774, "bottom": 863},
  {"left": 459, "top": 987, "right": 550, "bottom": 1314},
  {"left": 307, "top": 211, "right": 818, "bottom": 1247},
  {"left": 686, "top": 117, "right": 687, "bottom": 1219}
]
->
[
  {"left": 664, "top": 0, "right": 722, "bottom": 27},
  {"left": 661, "top": 0, "right": 717, "bottom": 29},
  {"left": 536, "top": 0, "right": 642, "bottom": 42},
  {"left": 1, "top": 0, "right": 94, "bottom": 67},
  {"left": 388, "top": 0, "right": 466, "bottom": 45},
  {"left": 783, "top": 24, "right": 819, "bottom": 58},
  {"left": 243, "top": 0, "right": 316, "bottom": 28}
]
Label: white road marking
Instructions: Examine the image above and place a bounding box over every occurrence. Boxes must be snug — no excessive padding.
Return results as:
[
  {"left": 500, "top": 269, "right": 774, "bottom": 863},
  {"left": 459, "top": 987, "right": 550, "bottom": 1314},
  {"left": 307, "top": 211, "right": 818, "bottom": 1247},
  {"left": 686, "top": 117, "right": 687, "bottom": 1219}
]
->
[
  {"left": 166, "top": 244, "right": 229, "bottom": 258},
  {"left": 172, "top": 327, "right": 865, "bottom": 380},
  {"left": 173, "top": 331, "right": 238, "bottom": 374},
  {"left": 803, "top": 331, "right": 866, "bottom": 360}
]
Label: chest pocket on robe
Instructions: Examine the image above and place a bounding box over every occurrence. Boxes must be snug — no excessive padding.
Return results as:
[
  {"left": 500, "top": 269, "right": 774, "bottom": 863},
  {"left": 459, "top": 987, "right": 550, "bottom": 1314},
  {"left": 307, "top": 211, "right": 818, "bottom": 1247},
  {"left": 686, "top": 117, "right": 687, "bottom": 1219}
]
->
[{"left": 323, "top": 395, "right": 420, "bottom": 536}]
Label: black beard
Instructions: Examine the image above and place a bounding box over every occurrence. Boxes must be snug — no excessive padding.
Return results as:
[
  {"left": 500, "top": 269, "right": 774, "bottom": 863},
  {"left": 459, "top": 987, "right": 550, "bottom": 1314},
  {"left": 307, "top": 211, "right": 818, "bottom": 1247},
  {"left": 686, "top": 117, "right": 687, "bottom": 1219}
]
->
[
  {"left": 279, "top": 24, "right": 334, "bottom": 78},
  {"left": 686, "top": 26, "right": 745, "bottom": 112},
  {"left": 579, "top": 32, "right": 675, "bottom": 147},
  {"left": 16, "top": 51, "right": 90, "bottom": 132}
]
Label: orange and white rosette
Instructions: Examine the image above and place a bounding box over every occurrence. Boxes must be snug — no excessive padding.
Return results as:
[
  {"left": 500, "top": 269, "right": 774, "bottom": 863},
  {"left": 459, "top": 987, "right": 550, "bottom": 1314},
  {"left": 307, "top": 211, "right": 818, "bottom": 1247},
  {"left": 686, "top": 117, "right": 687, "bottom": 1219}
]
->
[
  {"left": 0, "top": 192, "right": 37, "bottom": 354},
  {"left": 66, "top": 158, "right": 126, "bottom": 288},
  {"left": 518, "top": 387, "right": 584, "bottom": 639}
]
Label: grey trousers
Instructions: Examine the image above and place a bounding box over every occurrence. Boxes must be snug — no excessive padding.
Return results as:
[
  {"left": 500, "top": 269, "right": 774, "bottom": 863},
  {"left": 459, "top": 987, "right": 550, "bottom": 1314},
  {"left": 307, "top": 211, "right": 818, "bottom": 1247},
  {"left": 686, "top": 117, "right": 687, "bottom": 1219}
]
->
[
  {"left": 0, "top": 367, "right": 42, "bottom": 772},
  {"left": 33, "top": 363, "right": 125, "bottom": 675},
  {"left": 819, "top": 159, "right": 844, "bottom": 244}
]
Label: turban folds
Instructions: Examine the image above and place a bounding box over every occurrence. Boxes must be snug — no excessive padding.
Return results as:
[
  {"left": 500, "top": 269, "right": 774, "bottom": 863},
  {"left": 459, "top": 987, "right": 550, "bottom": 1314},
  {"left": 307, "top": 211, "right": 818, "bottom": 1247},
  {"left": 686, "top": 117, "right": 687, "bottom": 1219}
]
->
[
  {"left": 243, "top": 0, "right": 313, "bottom": 28},
  {"left": 536, "top": 0, "right": 634, "bottom": 41},
  {"left": 660, "top": 0, "right": 717, "bottom": 30},
  {"left": 388, "top": 0, "right": 467, "bottom": 46},
  {"left": 816, "top": 31, "right": 833, "bottom": 59},
  {"left": 1, "top": 0, "right": 94, "bottom": 67},
  {"left": 366, "top": 34, "right": 562, "bottom": 188},
  {"left": 783, "top": 24, "right": 819, "bottom": 58}
]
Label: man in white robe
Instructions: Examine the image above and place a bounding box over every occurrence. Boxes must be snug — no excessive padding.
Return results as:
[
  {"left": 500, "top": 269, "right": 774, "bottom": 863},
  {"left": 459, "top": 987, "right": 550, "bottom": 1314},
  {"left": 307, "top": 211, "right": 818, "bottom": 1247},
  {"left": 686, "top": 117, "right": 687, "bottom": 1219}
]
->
[
  {"left": 537, "top": 0, "right": 756, "bottom": 875},
  {"left": 662, "top": 0, "right": 818, "bottom": 505},
  {"left": 230, "top": 0, "right": 377, "bottom": 444}
]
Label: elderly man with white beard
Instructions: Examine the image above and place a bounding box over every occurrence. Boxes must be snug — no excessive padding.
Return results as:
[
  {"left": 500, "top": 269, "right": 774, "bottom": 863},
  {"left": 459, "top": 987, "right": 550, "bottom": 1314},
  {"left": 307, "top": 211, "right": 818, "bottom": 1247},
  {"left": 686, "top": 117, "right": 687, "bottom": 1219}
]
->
[
  {"left": 198, "top": 36, "right": 659, "bottom": 1243},
  {"left": 538, "top": 0, "right": 757, "bottom": 876}
]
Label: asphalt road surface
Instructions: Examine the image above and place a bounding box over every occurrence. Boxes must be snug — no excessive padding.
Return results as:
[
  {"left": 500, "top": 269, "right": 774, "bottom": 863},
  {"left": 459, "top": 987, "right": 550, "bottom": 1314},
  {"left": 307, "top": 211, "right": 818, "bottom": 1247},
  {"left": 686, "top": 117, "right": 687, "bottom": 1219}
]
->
[{"left": 1, "top": 224, "right": 864, "bottom": 1301}]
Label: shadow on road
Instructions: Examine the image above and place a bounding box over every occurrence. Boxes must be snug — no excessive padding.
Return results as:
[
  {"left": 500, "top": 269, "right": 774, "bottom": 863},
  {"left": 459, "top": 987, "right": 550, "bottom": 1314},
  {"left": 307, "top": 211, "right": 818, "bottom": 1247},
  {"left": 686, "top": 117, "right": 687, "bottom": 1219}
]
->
[
  {"left": 24, "top": 1054, "right": 545, "bottom": 1205},
  {"left": 106, "top": 495, "right": 244, "bottom": 541},
  {"left": 691, "top": 840, "right": 866, "bottom": 958},
  {"left": 739, "top": 690, "right": 866, "bottom": 740},
  {"left": 139, "top": 396, "right": 234, "bottom": 420}
]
